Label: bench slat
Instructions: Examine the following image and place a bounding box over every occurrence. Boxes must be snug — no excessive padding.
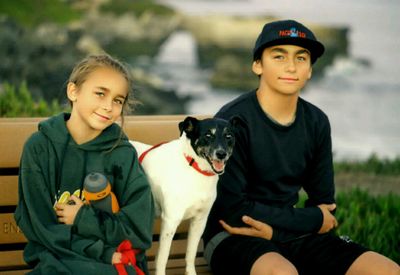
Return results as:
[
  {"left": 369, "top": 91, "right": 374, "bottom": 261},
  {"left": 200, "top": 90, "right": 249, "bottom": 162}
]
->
[
  {"left": 147, "top": 239, "right": 204, "bottom": 259},
  {"left": 123, "top": 120, "right": 181, "bottom": 145},
  {"left": 0, "top": 245, "right": 210, "bottom": 274},
  {"left": 0, "top": 122, "right": 40, "bottom": 168},
  {"left": 0, "top": 176, "right": 18, "bottom": 206},
  {"left": 0, "top": 116, "right": 189, "bottom": 168},
  {"left": 0, "top": 214, "right": 194, "bottom": 246},
  {"left": 0, "top": 271, "right": 31, "bottom": 275},
  {"left": 0, "top": 214, "right": 26, "bottom": 244},
  {"left": 0, "top": 250, "right": 27, "bottom": 270}
]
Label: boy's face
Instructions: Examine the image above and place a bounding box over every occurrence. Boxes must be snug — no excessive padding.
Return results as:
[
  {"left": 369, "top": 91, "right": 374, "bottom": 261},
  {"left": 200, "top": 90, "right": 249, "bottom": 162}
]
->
[{"left": 252, "top": 44, "right": 312, "bottom": 96}]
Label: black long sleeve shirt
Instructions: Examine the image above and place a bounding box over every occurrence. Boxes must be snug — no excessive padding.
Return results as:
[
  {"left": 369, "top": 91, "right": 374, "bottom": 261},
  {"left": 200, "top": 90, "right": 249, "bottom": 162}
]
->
[{"left": 203, "top": 90, "right": 335, "bottom": 244}]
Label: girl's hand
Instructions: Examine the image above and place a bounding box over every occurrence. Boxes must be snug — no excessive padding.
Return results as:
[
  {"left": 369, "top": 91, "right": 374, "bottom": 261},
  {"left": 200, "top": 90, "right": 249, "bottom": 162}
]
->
[
  {"left": 112, "top": 252, "right": 122, "bottom": 264},
  {"left": 55, "top": 195, "right": 84, "bottom": 225},
  {"left": 317, "top": 203, "right": 338, "bottom": 233},
  {"left": 219, "top": 215, "right": 273, "bottom": 240}
]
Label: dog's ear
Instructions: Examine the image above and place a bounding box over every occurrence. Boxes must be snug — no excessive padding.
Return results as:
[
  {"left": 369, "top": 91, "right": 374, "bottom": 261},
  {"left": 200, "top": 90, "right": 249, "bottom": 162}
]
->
[
  {"left": 179, "top": 116, "right": 199, "bottom": 136},
  {"left": 228, "top": 116, "right": 243, "bottom": 129}
]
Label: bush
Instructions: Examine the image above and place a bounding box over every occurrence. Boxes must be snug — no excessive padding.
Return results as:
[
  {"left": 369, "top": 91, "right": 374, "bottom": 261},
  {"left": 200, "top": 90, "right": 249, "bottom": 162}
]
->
[
  {"left": 334, "top": 154, "right": 400, "bottom": 175},
  {"left": 0, "top": 0, "right": 81, "bottom": 28},
  {"left": 334, "top": 189, "right": 400, "bottom": 263},
  {"left": 297, "top": 189, "right": 399, "bottom": 262},
  {"left": 99, "top": 0, "right": 175, "bottom": 17},
  {"left": 0, "top": 82, "right": 67, "bottom": 117}
]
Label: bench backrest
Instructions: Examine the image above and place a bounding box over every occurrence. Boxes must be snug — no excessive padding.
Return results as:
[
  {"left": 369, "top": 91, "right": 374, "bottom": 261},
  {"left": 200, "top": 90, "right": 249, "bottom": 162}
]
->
[{"left": 0, "top": 115, "right": 210, "bottom": 273}]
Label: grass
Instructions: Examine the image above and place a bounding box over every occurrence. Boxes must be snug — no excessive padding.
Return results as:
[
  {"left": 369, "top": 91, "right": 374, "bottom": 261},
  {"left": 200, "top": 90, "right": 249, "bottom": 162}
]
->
[
  {"left": 298, "top": 188, "right": 400, "bottom": 263},
  {"left": 335, "top": 189, "right": 400, "bottom": 263}
]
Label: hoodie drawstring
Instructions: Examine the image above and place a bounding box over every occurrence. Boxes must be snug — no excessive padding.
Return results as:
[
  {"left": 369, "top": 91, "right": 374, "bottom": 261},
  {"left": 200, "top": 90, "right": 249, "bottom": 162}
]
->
[
  {"left": 79, "top": 151, "right": 87, "bottom": 200},
  {"left": 56, "top": 134, "right": 71, "bottom": 203},
  {"left": 55, "top": 134, "right": 88, "bottom": 202}
]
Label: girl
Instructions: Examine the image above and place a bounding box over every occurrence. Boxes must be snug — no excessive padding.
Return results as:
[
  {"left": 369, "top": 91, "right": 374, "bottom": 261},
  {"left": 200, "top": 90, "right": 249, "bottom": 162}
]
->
[{"left": 14, "top": 54, "right": 154, "bottom": 274}]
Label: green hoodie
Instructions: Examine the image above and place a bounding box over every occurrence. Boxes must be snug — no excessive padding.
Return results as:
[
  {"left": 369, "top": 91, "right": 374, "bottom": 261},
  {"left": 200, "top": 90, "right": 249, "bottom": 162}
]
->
[{"left": 15, "top": 113, "right": 154, "bottom": 275}]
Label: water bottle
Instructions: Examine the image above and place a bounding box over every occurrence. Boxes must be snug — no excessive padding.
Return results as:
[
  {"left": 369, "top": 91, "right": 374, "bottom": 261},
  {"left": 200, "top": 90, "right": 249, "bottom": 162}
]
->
[{"left": 83, "top": 172, "right": 120, "bottom": 213}]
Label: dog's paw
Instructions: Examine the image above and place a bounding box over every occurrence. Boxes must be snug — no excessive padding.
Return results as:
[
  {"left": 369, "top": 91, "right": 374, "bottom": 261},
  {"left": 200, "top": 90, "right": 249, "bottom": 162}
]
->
[{"left": 185, "top": 266, "right": 197, "bottom": 275}]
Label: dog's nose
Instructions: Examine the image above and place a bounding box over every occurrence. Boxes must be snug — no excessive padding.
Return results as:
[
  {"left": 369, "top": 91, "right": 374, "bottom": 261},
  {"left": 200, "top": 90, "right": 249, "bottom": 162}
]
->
[{"left": 216, "top": 150, "right": 227, "bottom": 160}]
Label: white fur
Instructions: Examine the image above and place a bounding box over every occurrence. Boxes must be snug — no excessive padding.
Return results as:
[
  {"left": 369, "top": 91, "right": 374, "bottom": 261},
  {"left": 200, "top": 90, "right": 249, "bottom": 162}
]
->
[{"left": 131, "top": 133, "right": 219, "bottom": 275}]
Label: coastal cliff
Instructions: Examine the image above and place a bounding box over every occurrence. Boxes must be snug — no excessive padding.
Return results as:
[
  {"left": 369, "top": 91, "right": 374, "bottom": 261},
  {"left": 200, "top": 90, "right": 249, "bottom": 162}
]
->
[
  {"left": 0, "top": 0, "right": 348, "bottom": 114},
  {"left": 182, "top": 15, "right": 348, "bottom": 90}
]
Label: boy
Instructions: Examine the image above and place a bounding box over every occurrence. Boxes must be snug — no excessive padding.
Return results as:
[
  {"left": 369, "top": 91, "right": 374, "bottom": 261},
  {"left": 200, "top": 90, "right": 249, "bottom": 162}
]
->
[{"left": 203, "top": 20, "right": 400, "bottom": 275}]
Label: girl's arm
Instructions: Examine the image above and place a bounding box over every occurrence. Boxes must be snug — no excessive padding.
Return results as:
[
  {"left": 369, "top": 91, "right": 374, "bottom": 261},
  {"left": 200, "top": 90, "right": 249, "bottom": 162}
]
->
[
  {"left": 72, "top": 147, "right": 154, "bottom": 252},
  {"left": 15, "top": 145, "right": 88, "bottom": 258},
  {"left": 15, "top": 135, "right": 124, "bottom": 263}
]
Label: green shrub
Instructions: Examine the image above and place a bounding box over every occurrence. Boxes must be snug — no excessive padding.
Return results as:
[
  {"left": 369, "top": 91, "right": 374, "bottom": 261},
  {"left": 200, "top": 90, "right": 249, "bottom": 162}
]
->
[
  {"left": 100, "top": 0, "right": 174, "bottom": 17},
  {"left": 334, "top": 154, "right": 400, "bottom": 175},
  {"left": 0, "top": 82, "right": 67, "bottom": 117},
  {"left": 334, "top": 189, "right": 399, "bottom": 263},
  {"left": 0, "top": 0, "right": 81, "bottom": 28},
  {"left": 297, "top": 189, "right": 399, "bottom": 262}
]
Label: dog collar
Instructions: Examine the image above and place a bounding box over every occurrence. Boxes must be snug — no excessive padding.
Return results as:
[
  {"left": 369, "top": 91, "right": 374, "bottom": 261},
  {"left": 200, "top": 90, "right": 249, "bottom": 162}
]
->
[
  {"left": 138, "top": 142, "right": 166, "bottom": 164},
  {"left": 138, "top": 142, "right": 215, "bottom": 177},
  {"left": 184, "top": 155, "right": 216, "bottom": 177}
]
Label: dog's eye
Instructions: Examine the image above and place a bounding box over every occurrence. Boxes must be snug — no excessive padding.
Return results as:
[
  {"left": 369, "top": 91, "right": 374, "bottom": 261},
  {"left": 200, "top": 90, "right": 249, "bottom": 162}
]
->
[
  {"left": 225, "top": 134, "right": 232, "bottom": 139},
  {"left": 205, "top": 133, "right": 213, "bottom": 138}
]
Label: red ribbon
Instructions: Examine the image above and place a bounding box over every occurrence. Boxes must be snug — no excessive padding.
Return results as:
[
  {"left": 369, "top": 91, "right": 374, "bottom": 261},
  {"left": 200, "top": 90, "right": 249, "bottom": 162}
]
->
[{"left": 114, "top": 240, "right": 144, "bottom": 275}]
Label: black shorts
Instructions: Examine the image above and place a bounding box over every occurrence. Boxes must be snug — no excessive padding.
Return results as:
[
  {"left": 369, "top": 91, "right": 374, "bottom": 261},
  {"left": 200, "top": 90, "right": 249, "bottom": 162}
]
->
[{"left": 209, "top": 233, "right": 369, "bottom": 275}]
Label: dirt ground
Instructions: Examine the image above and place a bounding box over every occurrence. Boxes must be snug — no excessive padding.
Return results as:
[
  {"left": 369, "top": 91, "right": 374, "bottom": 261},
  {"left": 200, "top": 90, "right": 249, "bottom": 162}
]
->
[{"left": 334, "top": 172, "right": 400, "bottom": 196}]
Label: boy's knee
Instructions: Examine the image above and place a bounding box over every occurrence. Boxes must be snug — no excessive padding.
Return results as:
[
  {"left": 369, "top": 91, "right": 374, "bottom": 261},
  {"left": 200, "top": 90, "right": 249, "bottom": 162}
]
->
[
  {"left": 346, "top": 251, "right": 400, "bottom": 275},
  {"left": 250, "top": 252, "right": 298, "bottom": 275}
]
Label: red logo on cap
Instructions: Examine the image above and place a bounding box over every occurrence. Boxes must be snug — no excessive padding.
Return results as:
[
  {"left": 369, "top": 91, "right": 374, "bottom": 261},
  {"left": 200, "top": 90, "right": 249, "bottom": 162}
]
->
[{"left": 279, "top": 28, "right": 306, "bottom": 38}]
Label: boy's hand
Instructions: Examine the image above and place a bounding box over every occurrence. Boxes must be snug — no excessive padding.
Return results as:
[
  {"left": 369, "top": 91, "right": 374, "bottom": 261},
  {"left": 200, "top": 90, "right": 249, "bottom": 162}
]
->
[
  {"left": 55, "top": 195, "right": 84, "bottom": 225},
  {"left": 317, "top": 203, "right": 338, "bottom": 234},
  {"left": 220, "top": 215, "right": 273, "bottom": 240}
]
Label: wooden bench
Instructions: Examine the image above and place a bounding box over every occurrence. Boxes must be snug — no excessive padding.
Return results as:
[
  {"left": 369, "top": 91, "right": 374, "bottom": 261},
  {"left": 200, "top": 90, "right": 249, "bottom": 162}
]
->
[{"left": 0, "top": 115, "right": 212, "bottom": 275}]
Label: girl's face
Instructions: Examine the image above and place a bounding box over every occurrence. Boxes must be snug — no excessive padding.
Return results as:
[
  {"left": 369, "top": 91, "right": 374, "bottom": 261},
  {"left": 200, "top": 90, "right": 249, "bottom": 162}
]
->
[
  {"left": 67, "top": 67, "right": 128, "bottom": 137},
  {"left": 252, "top": 44, "right": 312, "bottom": 96}
]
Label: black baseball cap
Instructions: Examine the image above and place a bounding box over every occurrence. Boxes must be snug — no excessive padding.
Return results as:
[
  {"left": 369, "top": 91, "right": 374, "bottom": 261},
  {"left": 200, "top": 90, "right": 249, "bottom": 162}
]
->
[{"left": 253, "top": 20, "right": 325, "bottom": 64}]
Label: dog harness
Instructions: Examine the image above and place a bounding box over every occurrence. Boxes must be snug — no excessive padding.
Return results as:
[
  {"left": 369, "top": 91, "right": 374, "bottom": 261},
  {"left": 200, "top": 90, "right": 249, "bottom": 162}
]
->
[{"left": 138, "top": 143, "right": 216, "bottom": 177}]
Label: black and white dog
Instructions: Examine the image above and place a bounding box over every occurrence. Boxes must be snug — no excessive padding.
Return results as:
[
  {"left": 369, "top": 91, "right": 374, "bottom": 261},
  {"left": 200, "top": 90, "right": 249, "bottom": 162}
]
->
[{"left": 131, "top": 116, "right": 237, "bottom": 275}]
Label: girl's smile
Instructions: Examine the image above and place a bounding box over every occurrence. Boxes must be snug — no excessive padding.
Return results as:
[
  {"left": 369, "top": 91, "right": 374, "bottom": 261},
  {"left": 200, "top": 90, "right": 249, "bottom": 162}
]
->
[
  {"left": 66, "top": 67, "right": 128, "bottom": 144},
  {"left": 94, "top": 112, "right": 112, "bottom": 121}
]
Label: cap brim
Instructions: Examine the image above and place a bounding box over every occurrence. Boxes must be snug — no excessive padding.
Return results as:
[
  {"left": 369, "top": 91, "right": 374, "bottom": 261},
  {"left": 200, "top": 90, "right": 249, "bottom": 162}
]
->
[{"left": 254, "top": 37, "right": 325, "bottom": 64}]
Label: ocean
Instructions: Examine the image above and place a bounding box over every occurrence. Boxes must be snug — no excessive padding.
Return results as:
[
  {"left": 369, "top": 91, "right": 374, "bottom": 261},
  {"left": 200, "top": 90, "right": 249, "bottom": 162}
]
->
[{"left": 154, "top": 0, "right": 400, "bottom": 160}]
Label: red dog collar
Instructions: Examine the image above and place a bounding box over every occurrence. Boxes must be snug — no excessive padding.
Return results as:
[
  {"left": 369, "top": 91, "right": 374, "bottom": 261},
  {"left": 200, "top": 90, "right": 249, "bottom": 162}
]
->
[{"left": 138, "top": 142, "right": 215, "bottom": 177}]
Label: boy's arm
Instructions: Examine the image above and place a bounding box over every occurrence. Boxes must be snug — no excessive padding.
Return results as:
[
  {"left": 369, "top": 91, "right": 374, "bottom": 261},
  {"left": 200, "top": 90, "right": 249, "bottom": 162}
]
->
[
  {"left": 302, "top": 117, "right": 336, "bottom": 207},
  {"left": 214, "top": 111, "right": 336, "bottom": 236},
  {"left": 214, "top": 124, "right": 324, "bottom": 234}
]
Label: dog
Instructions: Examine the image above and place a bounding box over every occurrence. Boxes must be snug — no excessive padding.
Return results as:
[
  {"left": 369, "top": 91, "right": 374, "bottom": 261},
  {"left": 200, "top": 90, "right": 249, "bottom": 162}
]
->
[{"left": 131, "top": 116, "right": 237, "bottom": 275}]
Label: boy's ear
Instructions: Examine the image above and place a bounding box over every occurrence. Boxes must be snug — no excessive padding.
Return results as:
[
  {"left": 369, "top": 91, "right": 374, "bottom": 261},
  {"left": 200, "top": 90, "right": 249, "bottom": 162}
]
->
[
  {"left": 252, "top": 60, "right": 262, "bottom": 76},
  {"left": 67, "top": 82, "right": 78, "bottom": 102},
  {"left": 308, "top": 67, "right": 313, "bottom": 80}
]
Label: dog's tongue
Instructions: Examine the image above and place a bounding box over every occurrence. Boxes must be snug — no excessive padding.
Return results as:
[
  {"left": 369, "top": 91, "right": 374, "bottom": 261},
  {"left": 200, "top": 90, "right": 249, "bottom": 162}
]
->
[{"left": 212, "top": 160, "right": 225, "bottom": 172}]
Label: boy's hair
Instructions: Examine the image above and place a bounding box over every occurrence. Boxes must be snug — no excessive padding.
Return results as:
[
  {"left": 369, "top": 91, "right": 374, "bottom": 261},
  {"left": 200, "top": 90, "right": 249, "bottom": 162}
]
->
[
  {"left": 68, "top": 53, "right": 137, "bottom": 116},
  {"left": 253, "top": 20, "right": 325, "bottom": 64}
]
